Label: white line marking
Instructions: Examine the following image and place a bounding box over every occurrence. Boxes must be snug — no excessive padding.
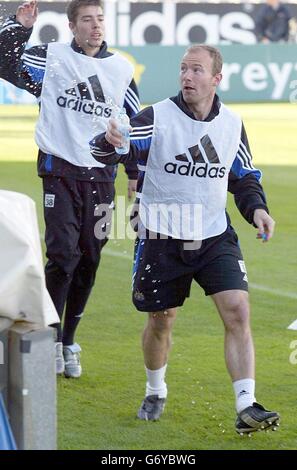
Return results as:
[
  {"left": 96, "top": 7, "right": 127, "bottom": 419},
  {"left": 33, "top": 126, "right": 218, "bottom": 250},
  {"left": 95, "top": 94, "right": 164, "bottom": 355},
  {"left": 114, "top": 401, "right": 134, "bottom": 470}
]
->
[
  {"left": 249, "top": 283, "right": 297, "bottom": 300},
  {"left": 103, "top": 247, "right": 131, "bottom": 260}
]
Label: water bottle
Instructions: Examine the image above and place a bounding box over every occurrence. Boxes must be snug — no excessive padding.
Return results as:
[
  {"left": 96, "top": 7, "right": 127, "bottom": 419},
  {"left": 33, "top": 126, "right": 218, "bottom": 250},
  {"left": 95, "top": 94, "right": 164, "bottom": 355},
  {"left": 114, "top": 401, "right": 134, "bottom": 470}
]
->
[{"left": 113, "top": 107, "right": 130, "bottom": 155}]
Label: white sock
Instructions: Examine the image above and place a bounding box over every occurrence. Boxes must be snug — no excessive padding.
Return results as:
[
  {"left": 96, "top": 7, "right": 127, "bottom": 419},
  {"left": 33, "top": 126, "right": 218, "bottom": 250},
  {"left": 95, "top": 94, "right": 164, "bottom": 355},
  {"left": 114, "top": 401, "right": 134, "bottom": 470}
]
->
[
  {"left": 145, "top": 364, "right": 167, "bottom": 399},
  {"left": 233, "top": 378, "right": 256, "bottom": 413}
]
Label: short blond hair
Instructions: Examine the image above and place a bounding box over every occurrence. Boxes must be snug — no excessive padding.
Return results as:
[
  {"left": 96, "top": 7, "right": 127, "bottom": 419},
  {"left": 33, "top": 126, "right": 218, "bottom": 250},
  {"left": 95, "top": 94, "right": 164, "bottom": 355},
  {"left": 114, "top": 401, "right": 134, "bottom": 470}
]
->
[{"left": 185, "top": 45, "right": 223, "bottom": 76}]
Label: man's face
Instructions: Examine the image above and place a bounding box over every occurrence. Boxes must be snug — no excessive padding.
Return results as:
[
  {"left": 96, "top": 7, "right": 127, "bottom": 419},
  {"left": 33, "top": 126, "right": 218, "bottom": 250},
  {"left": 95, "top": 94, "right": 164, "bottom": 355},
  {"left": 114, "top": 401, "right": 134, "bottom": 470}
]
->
[
  {"left": 69, "top": 5, "right": 105, "bottom": 50},
  {"left": 180, "top": 50, "right": 222, "bottom": 106},
  {"left": 267, "top": 0, "right": 280, "bottom": 8}
]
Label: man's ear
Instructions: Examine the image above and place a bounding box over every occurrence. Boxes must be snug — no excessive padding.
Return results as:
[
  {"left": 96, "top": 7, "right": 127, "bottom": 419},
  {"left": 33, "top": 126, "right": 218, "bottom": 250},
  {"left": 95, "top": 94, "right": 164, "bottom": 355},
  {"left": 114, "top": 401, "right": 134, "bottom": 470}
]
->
[
  {"left": 214, "top": 73, "right": 222, "bottom": 87},
  {"left": 69, "top": 22, "right": 75, "bottom": 35}
]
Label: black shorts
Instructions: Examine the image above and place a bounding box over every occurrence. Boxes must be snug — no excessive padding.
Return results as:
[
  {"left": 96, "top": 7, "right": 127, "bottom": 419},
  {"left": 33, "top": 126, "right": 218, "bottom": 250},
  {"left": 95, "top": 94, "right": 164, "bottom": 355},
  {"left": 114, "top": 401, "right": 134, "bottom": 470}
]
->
[{"left": 132, "top": 226, "right": 248, "bottom": 312}]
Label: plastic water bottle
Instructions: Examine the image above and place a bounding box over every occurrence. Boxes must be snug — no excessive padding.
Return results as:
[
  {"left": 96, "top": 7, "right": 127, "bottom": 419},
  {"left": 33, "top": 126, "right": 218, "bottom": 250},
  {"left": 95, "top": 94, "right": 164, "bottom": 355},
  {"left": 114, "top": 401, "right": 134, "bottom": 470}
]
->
[{"left": 114, "top": 107, "right": 130, "bottom": 155}]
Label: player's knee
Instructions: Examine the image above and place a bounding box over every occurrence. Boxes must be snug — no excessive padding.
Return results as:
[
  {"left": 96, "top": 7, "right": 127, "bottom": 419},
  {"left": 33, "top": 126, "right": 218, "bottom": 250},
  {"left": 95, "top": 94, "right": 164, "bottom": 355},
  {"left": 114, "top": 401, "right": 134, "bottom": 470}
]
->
[
  {"left": 45, "top": 255, "right": 78, "bottom": 278},
  {"left": 46, "top": 246, "right": 80, "bottom": 274},
  {"left": 223, "top": 298, "right": 250, "bottom": 332},
  {"left": 74, "top": 267, "right": 97, "bottom": 289},
  {"left": 148, "top": 309, "right": 176, "bottom": 335}
]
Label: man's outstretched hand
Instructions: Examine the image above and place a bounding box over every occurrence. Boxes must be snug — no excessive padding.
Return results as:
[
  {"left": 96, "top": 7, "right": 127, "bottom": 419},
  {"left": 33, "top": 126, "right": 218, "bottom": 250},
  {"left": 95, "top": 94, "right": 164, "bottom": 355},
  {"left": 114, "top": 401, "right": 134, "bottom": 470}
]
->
[
  {"left": 16, "top": 1, "right": 38, "bottom": 29},
  {"left": 253, "top": 208, "right": 275, "bottom": 242}
]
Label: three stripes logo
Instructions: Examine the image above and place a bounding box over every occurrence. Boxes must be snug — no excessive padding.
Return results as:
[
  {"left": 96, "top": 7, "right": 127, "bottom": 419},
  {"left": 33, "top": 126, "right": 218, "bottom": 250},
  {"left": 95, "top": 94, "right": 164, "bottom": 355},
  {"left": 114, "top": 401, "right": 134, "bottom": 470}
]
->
[
  {"left": 57, "top": 75, "right": 112, "bottom": 118},
  {"left": 165, "top": 135, "right": 226, "bottom": 179}
]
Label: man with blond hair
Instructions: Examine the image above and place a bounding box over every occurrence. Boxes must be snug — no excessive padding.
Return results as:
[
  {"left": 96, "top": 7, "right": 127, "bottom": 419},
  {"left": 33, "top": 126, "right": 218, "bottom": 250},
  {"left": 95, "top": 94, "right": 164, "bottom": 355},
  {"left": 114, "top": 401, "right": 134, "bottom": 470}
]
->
[{"left": 90, "top": 44, "right": 280, "bottom": 434}]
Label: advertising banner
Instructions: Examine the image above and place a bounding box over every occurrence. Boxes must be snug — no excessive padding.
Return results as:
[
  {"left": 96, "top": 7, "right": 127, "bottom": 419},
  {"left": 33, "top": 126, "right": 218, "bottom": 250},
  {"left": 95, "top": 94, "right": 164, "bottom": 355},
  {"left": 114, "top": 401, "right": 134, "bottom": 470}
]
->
[
  {"left": 1, "top": 2, "right": 296, "bottom": 103},
  {"left": 1, "top": 1, "right": 296, "bottom": 46}
]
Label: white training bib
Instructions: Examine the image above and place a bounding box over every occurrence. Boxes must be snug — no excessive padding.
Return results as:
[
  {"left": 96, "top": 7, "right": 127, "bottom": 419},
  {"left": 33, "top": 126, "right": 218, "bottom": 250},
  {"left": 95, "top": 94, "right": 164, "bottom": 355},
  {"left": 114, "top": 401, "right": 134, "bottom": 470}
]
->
[
  {"left": 35, "top": 42, "right": 134, "bottom": 167},
  {"left": 139, "top": 99, "right": 242, "bottom": 240}
]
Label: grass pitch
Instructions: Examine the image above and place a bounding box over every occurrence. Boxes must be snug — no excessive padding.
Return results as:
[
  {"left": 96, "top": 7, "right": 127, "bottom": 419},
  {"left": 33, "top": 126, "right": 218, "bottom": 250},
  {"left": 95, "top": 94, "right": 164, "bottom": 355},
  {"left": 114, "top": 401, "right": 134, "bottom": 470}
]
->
[{"left": 0, "top": 103, "right": 297, "bottom": 450}]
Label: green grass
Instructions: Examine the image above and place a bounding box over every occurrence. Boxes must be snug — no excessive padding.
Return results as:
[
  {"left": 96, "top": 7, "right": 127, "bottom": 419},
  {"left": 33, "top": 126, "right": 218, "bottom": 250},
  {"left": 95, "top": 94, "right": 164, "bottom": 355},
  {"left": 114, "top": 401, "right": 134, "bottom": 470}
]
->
[{"left": 0, "top": 103, "right": 297, "bottom": 450}]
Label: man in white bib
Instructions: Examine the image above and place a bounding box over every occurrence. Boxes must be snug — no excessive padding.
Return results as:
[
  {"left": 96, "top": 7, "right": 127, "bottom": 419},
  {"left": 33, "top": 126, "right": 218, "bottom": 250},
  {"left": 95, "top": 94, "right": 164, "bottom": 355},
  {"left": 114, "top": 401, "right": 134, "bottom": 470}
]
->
[
  {"left": 0, "top": 0, "right": 139, "bottom": 378},
  {"left": 91, "top": 45, "right": 280, "bottom": 434}
]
